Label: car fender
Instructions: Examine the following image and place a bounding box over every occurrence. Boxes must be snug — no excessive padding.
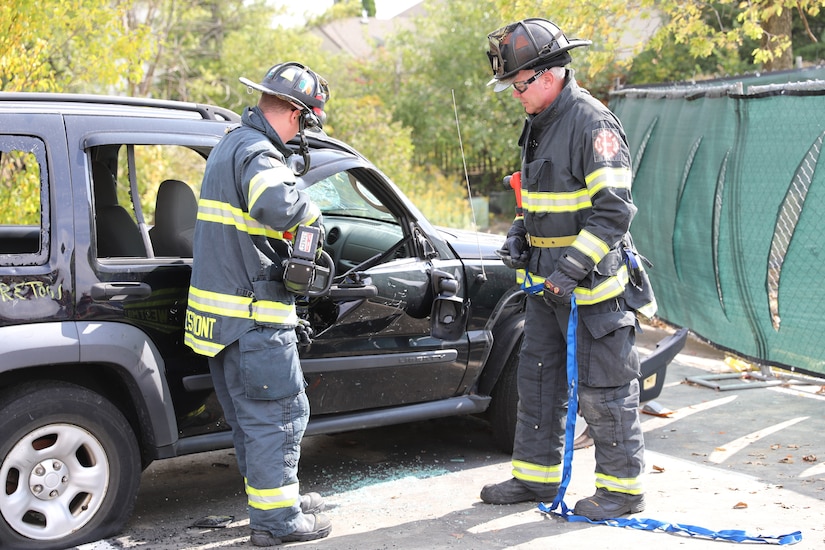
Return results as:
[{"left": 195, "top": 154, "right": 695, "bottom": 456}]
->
[
  {"left": 476, "top": 288, "right": 526, "bottom": 397},
  {"left": 0, "top": 321, "right": 177, "bottom": 453}
]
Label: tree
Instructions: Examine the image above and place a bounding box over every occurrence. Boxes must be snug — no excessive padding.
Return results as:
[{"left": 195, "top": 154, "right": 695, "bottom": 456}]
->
[
  {"left": 0, "top": 0, "right": 153, "bottom": 92},
  {"left": 358, "top": 0, "right": 653, "bottom": 195},
  {"left": 649, "top": 0, "right": 825, "bottom": 73}
]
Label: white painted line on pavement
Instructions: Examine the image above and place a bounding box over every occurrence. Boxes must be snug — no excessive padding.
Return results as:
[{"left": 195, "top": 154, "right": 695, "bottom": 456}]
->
[
  {"left": 708, "top": 416, "right": 810, "bottom": 464},
  {"left": 641, "top": 394, "right": 738, "bottom": 433},
  {"left": 799, "top": 461, "right": 825, "bottom": 478}
]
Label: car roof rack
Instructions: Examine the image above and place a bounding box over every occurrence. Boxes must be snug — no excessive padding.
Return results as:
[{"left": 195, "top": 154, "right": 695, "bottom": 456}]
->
[{"left": 0, "top": 92, "right": 240, "bottom": 122}]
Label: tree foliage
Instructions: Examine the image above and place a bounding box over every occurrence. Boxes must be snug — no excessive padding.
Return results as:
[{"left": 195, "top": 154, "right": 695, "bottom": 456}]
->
[
  {"left": 648, "top": 0, "right": 825, "bottom": 73},
  {"left": 0, "top": 0, "right": 153, "bottom": 92},
  {"left": 5, "top": 0, "right": 825, "bottom": 227}
]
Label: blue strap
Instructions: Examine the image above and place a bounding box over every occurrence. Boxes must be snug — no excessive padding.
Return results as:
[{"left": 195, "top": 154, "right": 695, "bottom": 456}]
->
[
  {"left": 545, "top": 295, "right": 578, "bottom": 516},
  {"left": 562, "top": 515, "right": 802, "bottom": 545},
  {"left": 520, "top": 271, "right": 544, "bottom": 295},
  {"left": 536, "top": 297, "right": 802, "bottom": 545}
]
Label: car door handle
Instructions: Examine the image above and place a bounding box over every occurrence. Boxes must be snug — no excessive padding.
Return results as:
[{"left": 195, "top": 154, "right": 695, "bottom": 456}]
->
[{"left": 91, "top": 282, "right": 152, "bottom": 301}]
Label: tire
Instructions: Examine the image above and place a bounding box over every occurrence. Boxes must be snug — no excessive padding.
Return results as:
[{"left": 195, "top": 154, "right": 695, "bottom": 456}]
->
[
  {"left": 487, "top": 337, "right": 588, "bottom": 454},
  {"left": 0, "top": 381, "right": 141, "bottom": 550},
  {"left": 487, "top": 338, "right": 521, "bottom": 454}
]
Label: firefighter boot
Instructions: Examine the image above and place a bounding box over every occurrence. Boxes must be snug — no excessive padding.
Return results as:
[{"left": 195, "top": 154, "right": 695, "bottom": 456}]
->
[
  {"left": 300, "top": 492, "right": 325, "bottom": 514},
  {"left": 573, "top": 488, "right": 646, "bottom": 520},
  {"left": 480, "top": 478, "right": 558, "bottom": 504},
  {"left": 249, "top": 513, "right": 332, "bottom": 546}
]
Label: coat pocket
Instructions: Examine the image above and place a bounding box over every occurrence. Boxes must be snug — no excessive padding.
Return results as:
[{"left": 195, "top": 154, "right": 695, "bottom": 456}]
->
[{"left": 239, "top": 327, "right": 305, "bottom": 400}]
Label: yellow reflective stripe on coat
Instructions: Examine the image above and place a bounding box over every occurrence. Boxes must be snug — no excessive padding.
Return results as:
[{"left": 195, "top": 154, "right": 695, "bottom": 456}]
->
[
  {"left": 183, "top": 332, "right": 224, "bottom": 357},
  {"left": 636, "top": 298, "right": 658, "bottom": 319},
  {"left": 516, "top": 265, "right": 629, "bottom": 306},
  {"left": 571, "top": 230, "right": 610, "bottom": 265},
  {"left": 188, "top": 286, "right": 297, "bottom": 325},
  {"left": 252, "top": 300, "right": 299, "bottom": 325},
  {"left": 188, "top": 286, "right": 253, "bottom": 317},
  {"left": 585, "top": 166, "right": 632, "bottom": 195},
  {"left": 594, "top": 472, "right": 643, "bottom": 495},
  {"left": 522, "top": 188, "right": 591, "bottom": 213},
  {"left": 246, "top": 479, "right": 300, "bottom": 511},
  {"left": 197, "top": 198, "right": 286, "bottom": 239},
  {"left": 248, "top": 164, "right": 296, "bottom": 212},
  {"left": 512, "top": 459, "right": 562, "bottom": 484}
]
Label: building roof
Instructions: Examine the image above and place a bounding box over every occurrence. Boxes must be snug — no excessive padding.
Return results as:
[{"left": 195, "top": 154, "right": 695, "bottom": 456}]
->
[{"left": 312, "top": 2, "right": 426, "bottom": 59}]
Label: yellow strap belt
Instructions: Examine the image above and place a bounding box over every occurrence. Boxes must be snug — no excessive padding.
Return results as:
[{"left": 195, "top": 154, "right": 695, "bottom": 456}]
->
[{"left": 527, "top": 234, "right": 577, "bottom": 248}]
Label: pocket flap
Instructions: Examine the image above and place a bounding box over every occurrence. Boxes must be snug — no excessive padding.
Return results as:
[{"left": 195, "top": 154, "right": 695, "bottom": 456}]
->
[{"left": 581, "top": 310, "right": 637, "bottom": 339}]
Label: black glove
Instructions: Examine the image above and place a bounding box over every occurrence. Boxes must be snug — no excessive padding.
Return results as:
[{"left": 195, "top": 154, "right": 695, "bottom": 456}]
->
[
  {"left": 497, "top": 219, "right": 529, "bottom": 269},
  {"left": 543, "top": 270, "right": 578, "bottom": 306},
  {"left": 295, "top": 319, "right": 314, "bottom": 346}
]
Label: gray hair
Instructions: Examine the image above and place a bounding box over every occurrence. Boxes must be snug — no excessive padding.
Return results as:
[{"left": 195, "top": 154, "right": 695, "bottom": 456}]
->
[{"left": 548, "top": 66, "right": 566, "bottom": 80}]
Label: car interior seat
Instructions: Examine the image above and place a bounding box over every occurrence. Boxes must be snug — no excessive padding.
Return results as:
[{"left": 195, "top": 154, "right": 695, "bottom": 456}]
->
[
  {"left": 92, "top": 161, "right": 145, "bottom": 257},
  {"left": 149, "top": 179, "right": 198, "bottom": 257}
]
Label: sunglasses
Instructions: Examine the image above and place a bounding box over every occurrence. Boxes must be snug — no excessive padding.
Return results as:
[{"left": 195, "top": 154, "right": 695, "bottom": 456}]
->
[{"left": 512, "top": 69, "right": 548, "bottom": 93}]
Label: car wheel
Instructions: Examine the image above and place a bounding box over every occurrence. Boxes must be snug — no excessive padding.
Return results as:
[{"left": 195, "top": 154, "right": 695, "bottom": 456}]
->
[
  {"left": 488, "top": 338, "right": 588, "bottom": 454},
  {"left": 0, "top": 381, "right": 141, "bottom": 550}
]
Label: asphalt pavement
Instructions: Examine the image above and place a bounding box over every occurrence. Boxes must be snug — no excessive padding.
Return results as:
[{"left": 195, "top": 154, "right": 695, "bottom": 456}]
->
[{"left": 80, "top": 323, "right": 825, "bottom": 550}]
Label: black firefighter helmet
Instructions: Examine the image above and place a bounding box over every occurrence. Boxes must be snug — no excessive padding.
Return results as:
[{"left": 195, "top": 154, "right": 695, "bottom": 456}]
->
[
  {"left": 486, "top": 18, "right": 591, "bottom": 92},
  {"left": 240, "top": 62, "right": 330, "bottom": 129}
]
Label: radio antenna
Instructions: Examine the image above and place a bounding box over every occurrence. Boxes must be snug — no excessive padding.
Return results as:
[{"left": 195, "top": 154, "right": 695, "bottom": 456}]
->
[{"left": 451, "top": 89, "right": 488, "bottom": 283}]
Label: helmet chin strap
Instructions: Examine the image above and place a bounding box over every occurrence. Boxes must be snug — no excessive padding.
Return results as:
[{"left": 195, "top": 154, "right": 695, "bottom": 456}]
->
[{"left": 294, "top": 110, "right": 312, "bottom": 177}]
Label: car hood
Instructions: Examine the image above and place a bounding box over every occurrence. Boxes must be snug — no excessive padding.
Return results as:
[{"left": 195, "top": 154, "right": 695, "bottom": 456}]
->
[{"left": 436, "top": 227, "right": 505, "bottom": 260}]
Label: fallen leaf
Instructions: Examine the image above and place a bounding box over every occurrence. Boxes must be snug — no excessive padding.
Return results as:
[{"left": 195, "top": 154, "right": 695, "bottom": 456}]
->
[
  {"left": 450, "top": 533, "right": 464, "bottom": 539},
  {"left": 733, "top": 502, "right": 748, "bottom": 509},
  {"left": 779, "top": 456, "right": 794, "bottom": 464},
  {"left": 652, "top": 465, "right": 665, "bottom": 473},
  {"left": 803, "top": 455, "right": 817, "bottom": 462},
  {"left": 715, "top": 447, "right": 727, "bottom": 452},
  {"left": 770, "top": 444, "right": 781, "bottom": 450},
  {"left": 787, "top": 444, "right": 800, "bottom": 449}
]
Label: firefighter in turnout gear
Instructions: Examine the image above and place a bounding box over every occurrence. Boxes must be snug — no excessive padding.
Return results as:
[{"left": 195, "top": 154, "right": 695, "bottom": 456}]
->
[
  {"left": 185, "top": 62, "right": 332, "bottom": 546},
  {"left": 480, "top": 18, "right": 657, "bottom": 520}
]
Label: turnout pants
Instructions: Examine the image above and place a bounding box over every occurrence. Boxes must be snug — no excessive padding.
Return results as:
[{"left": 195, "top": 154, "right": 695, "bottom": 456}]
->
[
  {"left": 209, "top": 326, "right": 308, "bottom": 536},
  {"left": 512, "top": 294, "right": 645, "bottom": 496}
]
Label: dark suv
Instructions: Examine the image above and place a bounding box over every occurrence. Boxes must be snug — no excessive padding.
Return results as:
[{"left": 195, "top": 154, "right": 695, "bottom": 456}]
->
[{"left": 0, "top": 93, "right": 686, "bottom": 549}]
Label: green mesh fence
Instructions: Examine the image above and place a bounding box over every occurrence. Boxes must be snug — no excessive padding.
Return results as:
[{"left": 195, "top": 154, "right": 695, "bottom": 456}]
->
[{"left": 610, "top": 69, "right": 825, "bottom": 377}]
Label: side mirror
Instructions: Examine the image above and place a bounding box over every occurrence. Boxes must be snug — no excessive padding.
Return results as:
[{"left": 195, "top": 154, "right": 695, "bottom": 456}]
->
[{"left": 429, "top": 269, "right": 467, "bottom": 341}]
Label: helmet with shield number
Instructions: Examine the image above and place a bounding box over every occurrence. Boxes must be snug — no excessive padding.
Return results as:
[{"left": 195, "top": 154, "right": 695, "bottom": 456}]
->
[
  {"left": 486, "top": 18, "right": 591, "bottom": 92},
  {"left": 240, "top": 62, "right": 330, "bottom": 128}
]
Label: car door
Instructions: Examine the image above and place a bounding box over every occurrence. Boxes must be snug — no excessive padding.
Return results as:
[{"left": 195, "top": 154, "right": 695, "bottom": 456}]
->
[
  {"left": 296, "top": 150, "right": 472, "bottom": 415},
  {"left": 65, "top": 115, "right": 228, "bottom": 438}
]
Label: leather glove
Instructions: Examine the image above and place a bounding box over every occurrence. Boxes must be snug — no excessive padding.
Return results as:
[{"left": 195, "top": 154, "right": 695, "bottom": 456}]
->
[
  {"left": 543, "top": 270, "right": 578, "bottom": 306},
  {"left": 497, "top": 219, "right": 529, "bottom": 270},
  {"left": 295, "top": 319, "right": 314, "bottom": 346}
]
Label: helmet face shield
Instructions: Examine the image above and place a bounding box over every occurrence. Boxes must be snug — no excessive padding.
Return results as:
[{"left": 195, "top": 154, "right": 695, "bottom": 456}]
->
[{"left": 486, "top": 27, "right": 508, "bottom": 78}]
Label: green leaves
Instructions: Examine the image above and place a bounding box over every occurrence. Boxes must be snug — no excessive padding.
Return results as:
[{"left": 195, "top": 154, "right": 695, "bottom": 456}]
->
[{"left": 1, "top": 0, "right": 153, "bottom": 92}]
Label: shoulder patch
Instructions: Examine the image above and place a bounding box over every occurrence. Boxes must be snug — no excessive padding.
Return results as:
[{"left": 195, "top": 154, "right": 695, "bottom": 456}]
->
[{"left": 592, "top": 128, "right": 622, "bottom": 162}]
